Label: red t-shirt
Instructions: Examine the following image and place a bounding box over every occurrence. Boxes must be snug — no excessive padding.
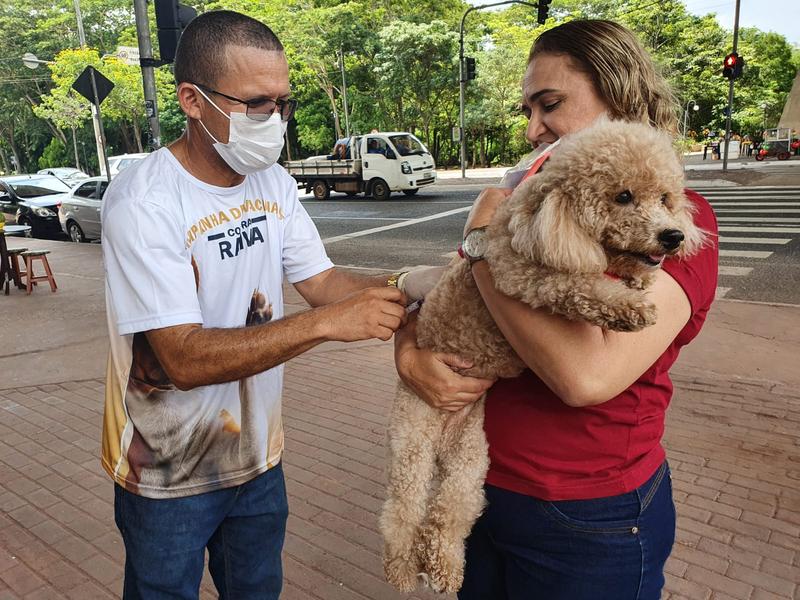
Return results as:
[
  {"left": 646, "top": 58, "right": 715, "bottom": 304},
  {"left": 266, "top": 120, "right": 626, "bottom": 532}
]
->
[{"left": 484, "top": 189, "right": 719, "bottom": 500}]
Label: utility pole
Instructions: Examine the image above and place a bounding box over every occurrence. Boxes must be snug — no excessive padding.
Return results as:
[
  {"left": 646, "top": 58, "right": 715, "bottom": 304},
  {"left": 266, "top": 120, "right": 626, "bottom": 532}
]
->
[
  {"left": 722, "top": 0, "right": 741, "bottom": 172},
  {"left": 133, "top": 0, "right": 161, "bottom": 149},
  {"left": 338, "top": 48, "right": 351, "bottom": 139},
  {"left": 459, "top": 1, "right": 537, "bottom": 178},
  {"left": 73, "top": 0, "right": 110, "bottom": 178}
]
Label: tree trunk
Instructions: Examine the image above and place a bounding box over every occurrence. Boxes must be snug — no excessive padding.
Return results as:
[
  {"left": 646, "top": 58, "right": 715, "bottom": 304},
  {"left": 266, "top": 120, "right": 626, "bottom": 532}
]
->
[
  {"left": 7, "top": 123, "right": 22, "bottom": 173},
  {"left": 72, "top": 127, "right": 80, "bottom": 169},
  {"left": 25, "top": 94, "right": 68, "bottom": 146},
  {"left": 480, "top": 128, "right": 487, "bottom": 167},
  {"left": 132, "top": 119, "right": 144, "bottom": 153},
  {"left": 0, "top": 143, "right": 9, "bottom": 173}
]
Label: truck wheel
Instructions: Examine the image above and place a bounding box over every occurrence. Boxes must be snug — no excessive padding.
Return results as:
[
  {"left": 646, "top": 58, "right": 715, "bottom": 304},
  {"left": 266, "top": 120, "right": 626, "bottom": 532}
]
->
[
  {"left": 754, "top": 153, "right": 765, "bottom": 161},
  {"left": 312, "top": 180, "right": 330, "bottom": 200},
  {"left": 777, "top": 151, "right": 791, "bottom": 161},
  {"left": 403, "top": 189, "right": 419, "bottom": 196},
  {"left": 370, "top": 178, "right": 391, "bottom": 201}
]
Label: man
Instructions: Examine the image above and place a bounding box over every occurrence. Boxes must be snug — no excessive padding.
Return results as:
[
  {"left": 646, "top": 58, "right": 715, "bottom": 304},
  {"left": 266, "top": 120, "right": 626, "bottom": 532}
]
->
[{"left": 101, "top": 10, "right": 425, "bottom": 598}]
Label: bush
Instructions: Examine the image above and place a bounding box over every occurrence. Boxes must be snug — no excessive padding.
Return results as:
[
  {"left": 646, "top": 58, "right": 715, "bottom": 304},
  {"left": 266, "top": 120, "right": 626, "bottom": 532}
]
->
[{"left": 38, "top": 138, "right": 71, "bottom": 169}]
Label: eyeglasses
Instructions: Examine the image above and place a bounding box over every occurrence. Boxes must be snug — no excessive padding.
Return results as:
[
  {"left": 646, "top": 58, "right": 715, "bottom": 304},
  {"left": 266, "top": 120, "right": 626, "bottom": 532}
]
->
[{"left": 193, "top": 83, "right": 298, "bottom": 122}]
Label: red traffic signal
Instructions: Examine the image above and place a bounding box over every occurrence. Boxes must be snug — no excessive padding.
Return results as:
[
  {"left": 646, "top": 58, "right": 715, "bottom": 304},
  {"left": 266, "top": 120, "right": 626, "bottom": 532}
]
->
[{"left": 722, "top": 52, "right": 745, "bottom": 80}]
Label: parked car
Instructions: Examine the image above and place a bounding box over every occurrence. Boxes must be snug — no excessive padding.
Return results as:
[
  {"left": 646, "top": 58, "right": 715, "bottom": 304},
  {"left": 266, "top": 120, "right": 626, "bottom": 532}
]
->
[
  {"left": 0, "top": 174, "right": 71, "bottom": 237},
  {"left": 58, "top": 176, "right": 110, "bottom": 242},
  {"left": 107, "top": 153, "right": 148, "bottom": 177},
  {"left": 37, "top": 167, "right": 90, "bottom": 184}
]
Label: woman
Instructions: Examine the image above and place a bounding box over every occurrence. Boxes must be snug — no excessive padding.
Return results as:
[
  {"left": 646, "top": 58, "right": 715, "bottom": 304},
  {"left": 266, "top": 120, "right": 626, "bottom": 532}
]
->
[{"left": 394, "top": 19, "right": 719, "bottom": 600}]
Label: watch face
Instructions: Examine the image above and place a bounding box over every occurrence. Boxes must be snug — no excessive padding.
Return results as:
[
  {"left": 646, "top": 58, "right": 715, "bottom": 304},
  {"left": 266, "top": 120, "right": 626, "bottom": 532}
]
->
[{"left": 464, "top": 228, "right": 488, "bottom": 258}]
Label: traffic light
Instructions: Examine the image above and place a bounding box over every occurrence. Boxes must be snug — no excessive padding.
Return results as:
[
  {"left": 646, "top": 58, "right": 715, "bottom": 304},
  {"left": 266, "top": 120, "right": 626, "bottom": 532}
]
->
[
  {"left": 538, "top": 0, "right": 552, "bottom": 24},
  {"left": 154, "top": 0, "right": 197, "bottom": 63},
  {"left": 464, "top": 57, "right": 476, "bottom": 81},
  {"left": 722, "top": 52, "right": 745, "bottom": 80}
]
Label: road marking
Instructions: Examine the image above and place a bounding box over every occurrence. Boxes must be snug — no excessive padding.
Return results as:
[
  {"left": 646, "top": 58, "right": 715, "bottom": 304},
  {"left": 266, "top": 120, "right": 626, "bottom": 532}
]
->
[
  {"left": 311, "top": 216, "right": 408, "bottom": 221},
  {"left": 719, "top": 236, "right": 791, "bottom": 245},
  {"left": 718, "top": 266, "right": 752, "bottom": 276},
  {"left": 715, "top": 287, "right": 731, "bottom": 298},
  {"left": 719, "top": 249, "right": 773, "bottom": 259},
  {"left": 716, "top": 217, "right": 800, "bottom": 223},
  {"left": 714, "top": 208, "right": 800, "bottom": 213},
  {"left": 710, "top": 202, "right": 800, "bottom": 206},
  {"left": 321, "top": 206, "right": 471, "bottom": 244},
  {"left": 719, "top": 226, "right": 800, "bottom": 233}
]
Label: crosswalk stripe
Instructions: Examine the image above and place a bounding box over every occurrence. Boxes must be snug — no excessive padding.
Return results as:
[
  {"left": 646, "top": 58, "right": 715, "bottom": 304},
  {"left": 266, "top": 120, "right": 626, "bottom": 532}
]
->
[
  {"left": 719, "top": 226, "right": 800, "bottom": 233},
  {"left": 719, "top": 237, "right": 791, "bottom": 245},
  {"left": 716, "top": 217, "right": 800, "bottom": 223},
  {"left": 719, "top": 249, "right": 773, "bottom": 259},
  {"left": 719, "top": 266, "right": 753, "bottom": 276},
  {"left": 714, "top": 209, "right": 800, "bottom": 213},
  {"left": 715, "top": 287, "right": 731, "bottom": 298},
  {"left": 710, "top": 202, "right": 800, "bottom": 207}
]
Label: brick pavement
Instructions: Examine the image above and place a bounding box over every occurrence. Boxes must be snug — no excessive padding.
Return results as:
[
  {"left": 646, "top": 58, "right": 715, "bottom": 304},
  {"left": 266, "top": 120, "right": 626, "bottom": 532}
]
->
[{"left": 1, "top": 341, "right": 799, "bottom": 599}]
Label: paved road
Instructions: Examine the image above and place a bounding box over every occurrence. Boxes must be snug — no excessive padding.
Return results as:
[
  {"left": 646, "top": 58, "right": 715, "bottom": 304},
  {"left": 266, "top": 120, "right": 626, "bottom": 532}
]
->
[{"left": 304, "top": 184, "right": 800, "bottom": 305}]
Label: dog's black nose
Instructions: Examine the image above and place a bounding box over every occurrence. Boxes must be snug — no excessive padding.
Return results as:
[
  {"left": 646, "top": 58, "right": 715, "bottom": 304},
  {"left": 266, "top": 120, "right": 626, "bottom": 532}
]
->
[{"left": 658, "top": 229, "right": 684, "bottom": 251}]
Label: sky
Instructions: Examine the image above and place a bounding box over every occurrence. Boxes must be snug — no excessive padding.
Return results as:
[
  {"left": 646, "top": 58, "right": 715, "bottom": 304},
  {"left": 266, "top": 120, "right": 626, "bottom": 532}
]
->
[{"left": 681, "top": 0, "right": 800, "bottom": 46}]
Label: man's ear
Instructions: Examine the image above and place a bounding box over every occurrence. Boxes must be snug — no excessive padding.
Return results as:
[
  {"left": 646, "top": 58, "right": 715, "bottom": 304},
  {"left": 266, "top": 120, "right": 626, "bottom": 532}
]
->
[
  {"left": 509, "top": 187, "right": 607, "bottom": 273},
  {"left": 176, "top": 82, "right": 203, "bottom": 120}
]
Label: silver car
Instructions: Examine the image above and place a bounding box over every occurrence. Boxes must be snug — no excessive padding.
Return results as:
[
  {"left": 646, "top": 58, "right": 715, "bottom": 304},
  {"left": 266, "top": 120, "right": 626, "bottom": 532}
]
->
[{"left": 58, "top": 177, "right": 109, "bottom": 242}]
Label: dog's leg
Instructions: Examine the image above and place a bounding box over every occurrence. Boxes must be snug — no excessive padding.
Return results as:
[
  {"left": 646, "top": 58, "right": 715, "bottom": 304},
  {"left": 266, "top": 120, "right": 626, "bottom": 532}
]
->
[
  {"left": 418, "top": 398, "right": 489, "bottom": 594},
  {"left": 381, "top": 382, "right": 443, "bottom": 592},
  {"left": 518, "top": 274, "right": 658, "bottom": 332}
]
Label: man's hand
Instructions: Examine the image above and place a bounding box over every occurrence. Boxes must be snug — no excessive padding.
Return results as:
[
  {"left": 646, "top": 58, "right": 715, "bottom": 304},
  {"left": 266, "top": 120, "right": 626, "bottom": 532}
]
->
[
  {"left": 463, "top": 187, "right": 513, "bottom": 237},
  {"left": 394, "top": 314, "right": 495, "bottom": 412},
  {"left": 399, "top": 265, "right": 446, "bottom": 302},
  {"left": 319, "top": 286, "right": 407, "bottom": 342}
]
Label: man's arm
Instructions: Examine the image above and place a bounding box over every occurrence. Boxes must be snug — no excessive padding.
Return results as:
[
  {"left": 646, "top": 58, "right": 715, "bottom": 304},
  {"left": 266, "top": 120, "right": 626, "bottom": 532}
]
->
[
  {"left": 293, "top": 267, "right": 396, "bottom": 307},
  {"left": 146, "top": 286, "right": 406, "bottom": 391}
]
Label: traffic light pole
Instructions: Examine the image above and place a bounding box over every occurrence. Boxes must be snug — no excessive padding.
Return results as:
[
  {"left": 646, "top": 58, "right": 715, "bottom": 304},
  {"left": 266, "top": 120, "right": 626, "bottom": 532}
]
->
[
  {"left": 722, "top": 0, "right": 741, "bottom": 172},
  {"left": 459, "top": 1, "right": 537, "bottom": 179},
  {"left": 133, "top": 0, "right": 161, "bottom": 149}
]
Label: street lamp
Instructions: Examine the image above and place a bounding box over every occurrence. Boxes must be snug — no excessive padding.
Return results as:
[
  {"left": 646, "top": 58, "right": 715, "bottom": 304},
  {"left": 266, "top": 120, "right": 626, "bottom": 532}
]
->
[
  {"left": 759, "top": 102, "right": 768, "bottom": 131},
  {"left": 682, "top": 100, "right": 699, "bottom": 139},
  {"left": 459, "top": 1, "right": 538, "bottom": 178}
]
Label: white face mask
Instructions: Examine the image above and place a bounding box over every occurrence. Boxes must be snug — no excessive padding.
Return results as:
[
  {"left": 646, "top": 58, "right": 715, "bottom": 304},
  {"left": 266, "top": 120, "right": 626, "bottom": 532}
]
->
[{"left": 194, "top": 84, "right": 287, "bottom": 176}]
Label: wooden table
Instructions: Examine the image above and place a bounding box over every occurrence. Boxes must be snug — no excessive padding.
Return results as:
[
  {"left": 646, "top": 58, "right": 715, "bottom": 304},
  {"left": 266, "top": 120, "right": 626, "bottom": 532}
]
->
[{"left": 0, "top": 225, "right": 32, "bottom": 294}]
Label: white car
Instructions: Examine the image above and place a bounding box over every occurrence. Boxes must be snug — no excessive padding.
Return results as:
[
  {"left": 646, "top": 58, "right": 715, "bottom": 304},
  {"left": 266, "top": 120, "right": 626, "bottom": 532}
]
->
[
  {"left": 37, "top": 167, "right": 90, "bottom": 184},
  {"left": 58, "top": 177, "right": 110, "bottom": 242},
  {"left": 107, "top": 153, "right": 148, "bottom": 177}
]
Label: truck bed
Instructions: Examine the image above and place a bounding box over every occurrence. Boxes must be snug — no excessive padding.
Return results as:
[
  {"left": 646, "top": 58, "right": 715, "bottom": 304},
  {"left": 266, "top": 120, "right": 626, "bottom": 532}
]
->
[{"left": 284, "top": 158, "right": 361, "bottom": 178}]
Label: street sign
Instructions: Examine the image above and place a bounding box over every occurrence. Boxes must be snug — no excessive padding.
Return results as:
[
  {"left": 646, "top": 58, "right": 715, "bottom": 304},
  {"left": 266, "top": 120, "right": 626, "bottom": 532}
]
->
[
  {"left": 115, "top": 46, "right": 141, "bottom": 66},
  {"left": 452, "top": 126, "right": 462, "bottom": 143},
  {"left": 72, "top": 66, "right": 114, "bottom": 106}
]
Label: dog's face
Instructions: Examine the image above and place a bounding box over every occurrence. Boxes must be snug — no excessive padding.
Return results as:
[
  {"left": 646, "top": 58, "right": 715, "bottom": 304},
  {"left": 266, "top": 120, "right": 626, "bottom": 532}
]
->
[{"left": 507, "top": 120, "right": 705, "bottom": 279}]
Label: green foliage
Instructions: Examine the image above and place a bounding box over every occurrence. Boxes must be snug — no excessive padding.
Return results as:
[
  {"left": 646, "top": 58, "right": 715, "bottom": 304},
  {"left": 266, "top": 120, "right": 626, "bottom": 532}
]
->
[
  {"left": 38, "top": 137, "right": 70, "bottom": 169},
  {"left": 0, "top": 0, "right": 797, "bottom": 169}
]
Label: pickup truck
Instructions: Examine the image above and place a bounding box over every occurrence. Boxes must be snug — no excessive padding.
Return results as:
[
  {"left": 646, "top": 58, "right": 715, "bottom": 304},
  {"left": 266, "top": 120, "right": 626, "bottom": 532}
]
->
[{"left": 284, "top": 132, "right": 437, "bottom": 200}]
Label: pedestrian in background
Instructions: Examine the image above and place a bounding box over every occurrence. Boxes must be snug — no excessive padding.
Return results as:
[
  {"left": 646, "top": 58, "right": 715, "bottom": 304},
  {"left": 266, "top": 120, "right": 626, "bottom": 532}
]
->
[{"left": 394, "top": 19, "right": 719, "bottom": 600}]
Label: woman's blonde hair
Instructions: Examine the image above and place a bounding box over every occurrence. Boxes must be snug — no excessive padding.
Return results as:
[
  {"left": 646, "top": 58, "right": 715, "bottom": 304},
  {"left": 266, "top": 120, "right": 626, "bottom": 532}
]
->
[{"left": 529, "top": 19, "right": 678, "bottom": 133}]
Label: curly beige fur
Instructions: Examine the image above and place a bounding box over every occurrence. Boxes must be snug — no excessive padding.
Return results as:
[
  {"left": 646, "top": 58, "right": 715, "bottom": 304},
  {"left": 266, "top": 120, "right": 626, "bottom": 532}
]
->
[{"left": 381, "top": 120, "right": 707, "bottom": 593}]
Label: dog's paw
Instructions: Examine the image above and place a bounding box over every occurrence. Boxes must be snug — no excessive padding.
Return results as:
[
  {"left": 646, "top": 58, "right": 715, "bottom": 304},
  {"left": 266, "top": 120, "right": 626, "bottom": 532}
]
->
[
  {"left": 384, "top": 551, "right": 421, "bottom": 593},
  {"left": 418, "top": 525, "right": 465, "bottom": 594},
  {"left": 604, "top": 299, "right": 658, "bottom": 331}
]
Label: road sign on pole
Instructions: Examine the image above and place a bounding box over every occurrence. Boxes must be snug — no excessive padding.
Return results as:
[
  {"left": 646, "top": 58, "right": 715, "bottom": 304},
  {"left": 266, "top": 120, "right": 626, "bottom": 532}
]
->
[
  {"left": 115, "top": 46, "right": 141, "bottom": 66},
  {"left": 72, "top": 66, "right": 114, "bottom": 105}
]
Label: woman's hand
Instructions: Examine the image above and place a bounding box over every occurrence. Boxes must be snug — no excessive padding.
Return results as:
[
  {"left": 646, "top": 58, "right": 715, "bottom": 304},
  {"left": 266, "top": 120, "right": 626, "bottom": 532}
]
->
[
  {"left": 463, "top": 187, "right": 514, "bottom": 237},
  {"left": 394, "top": 313, "right": 495, "bottom": 412}
]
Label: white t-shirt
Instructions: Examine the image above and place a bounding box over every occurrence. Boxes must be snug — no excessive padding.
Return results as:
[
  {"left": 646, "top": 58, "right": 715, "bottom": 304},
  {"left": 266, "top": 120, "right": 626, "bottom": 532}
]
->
[{"left": 100, "top": 148, "right": 333, "bottom": 498}]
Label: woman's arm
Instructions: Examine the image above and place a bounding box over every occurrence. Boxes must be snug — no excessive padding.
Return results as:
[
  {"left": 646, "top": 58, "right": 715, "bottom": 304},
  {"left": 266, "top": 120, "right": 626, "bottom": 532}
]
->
[{"left": 471, "top": 260, "right": 691, "bottom": 406}]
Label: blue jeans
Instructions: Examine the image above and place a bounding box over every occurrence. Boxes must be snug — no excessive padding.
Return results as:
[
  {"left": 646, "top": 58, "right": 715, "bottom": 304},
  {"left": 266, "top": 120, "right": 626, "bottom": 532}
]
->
[
  {"left": 114, "top": 463, "right": 288, "bottom": 599},
  {"left": 459, "top": 461, "right": 675, "bottom": 600}
]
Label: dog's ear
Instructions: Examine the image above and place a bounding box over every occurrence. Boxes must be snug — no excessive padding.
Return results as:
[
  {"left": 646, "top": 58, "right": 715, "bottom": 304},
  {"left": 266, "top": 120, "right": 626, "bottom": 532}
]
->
[{"left": 509, "top": 187, "right": 608, "bottom": 273}]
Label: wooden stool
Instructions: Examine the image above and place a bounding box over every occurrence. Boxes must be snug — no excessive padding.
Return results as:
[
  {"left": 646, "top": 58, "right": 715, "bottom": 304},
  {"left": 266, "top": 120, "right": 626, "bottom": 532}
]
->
[
  {"left": 7, "top": 248, "right": 28, "bottom": 289},
  {"left": 21, "top": 250, "right": 57, "bottom": 294}
]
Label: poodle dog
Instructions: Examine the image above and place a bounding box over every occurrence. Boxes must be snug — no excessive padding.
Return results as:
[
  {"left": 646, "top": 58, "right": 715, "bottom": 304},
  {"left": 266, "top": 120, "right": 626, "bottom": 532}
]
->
[{"left": 380, "top": 119, "right": 706, "bottom": 593}]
